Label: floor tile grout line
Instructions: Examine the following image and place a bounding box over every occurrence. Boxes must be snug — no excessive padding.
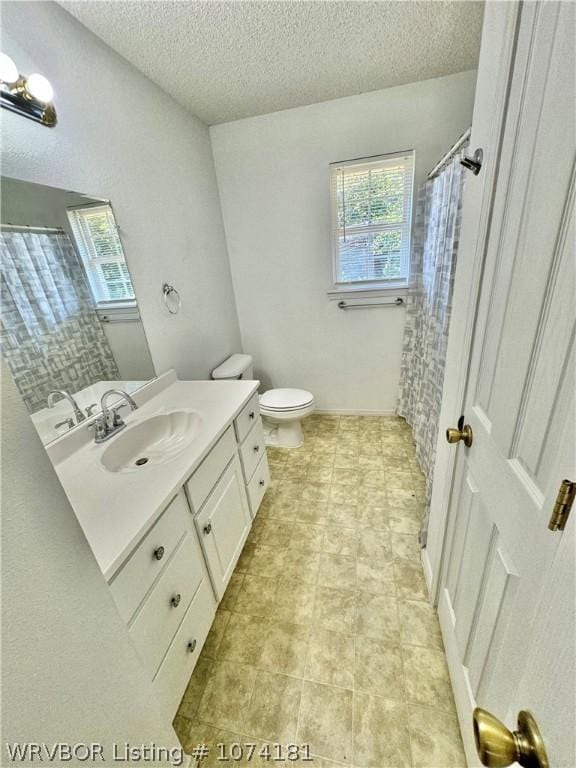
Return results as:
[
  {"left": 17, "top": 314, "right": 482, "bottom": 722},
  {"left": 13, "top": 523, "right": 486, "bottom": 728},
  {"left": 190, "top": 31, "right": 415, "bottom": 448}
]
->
[
  {"left": 177, "top": 415, "right": 458, "bottom": 766},
  {"left": 294, "top": 610, "right": 313, "bottom": 750}
]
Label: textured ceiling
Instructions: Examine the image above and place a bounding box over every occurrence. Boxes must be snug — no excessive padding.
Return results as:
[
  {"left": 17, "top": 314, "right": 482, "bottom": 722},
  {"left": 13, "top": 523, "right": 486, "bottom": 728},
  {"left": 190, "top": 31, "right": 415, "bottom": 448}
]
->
[{"left": 60, "top": 1, "right": 484, "bottom": 125}]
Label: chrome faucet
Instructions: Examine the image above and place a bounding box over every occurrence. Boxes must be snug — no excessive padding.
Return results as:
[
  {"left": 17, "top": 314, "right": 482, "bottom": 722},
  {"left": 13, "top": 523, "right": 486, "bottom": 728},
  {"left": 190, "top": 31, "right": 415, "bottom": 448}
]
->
[
  {"left": 47, "top": 389, "right": 86, "bottom": 424},
  {"left": 88, "top": 389, "right": 138, "bottom": 443}
]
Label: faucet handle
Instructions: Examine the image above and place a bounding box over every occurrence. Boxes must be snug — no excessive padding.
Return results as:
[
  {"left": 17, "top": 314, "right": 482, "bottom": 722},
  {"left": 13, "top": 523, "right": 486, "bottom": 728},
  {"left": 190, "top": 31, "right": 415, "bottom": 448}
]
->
[
  {"left": 87, "top": 417, "right": 107, "bottom": 441},
  {"left": 111, "top": 407, "right": 125, "bottom": 428}
]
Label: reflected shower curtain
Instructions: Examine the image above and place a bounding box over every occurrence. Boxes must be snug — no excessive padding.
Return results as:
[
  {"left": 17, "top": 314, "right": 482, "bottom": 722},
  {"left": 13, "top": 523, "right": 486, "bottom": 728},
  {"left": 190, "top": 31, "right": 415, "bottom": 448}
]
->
[
  {"left": 397, "top": 147, "right": 467, "bottom": 545},
  {"left": 0, "top": 229, "right": 119, "bottom": 412}
]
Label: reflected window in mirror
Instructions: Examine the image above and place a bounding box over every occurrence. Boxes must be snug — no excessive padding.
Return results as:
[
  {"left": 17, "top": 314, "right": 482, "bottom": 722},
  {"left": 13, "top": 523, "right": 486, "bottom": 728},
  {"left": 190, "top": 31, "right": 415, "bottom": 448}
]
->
[{"left": 67, "top": 203, "right": 136, "bottom": 307}]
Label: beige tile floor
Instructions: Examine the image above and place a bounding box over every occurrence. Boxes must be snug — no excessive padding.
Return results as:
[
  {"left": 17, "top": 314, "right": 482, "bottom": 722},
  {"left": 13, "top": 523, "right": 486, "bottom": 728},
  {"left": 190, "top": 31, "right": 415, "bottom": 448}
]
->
[{"left": 174, "top": 415, "right": 466, "bottom": 767}]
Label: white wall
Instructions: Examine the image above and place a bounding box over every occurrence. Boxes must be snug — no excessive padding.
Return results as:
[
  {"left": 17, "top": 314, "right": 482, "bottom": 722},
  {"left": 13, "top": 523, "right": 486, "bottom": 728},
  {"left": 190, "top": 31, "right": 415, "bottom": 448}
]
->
[
  {"left": 1, "top": 361, "right": 179, "bottom": 764},
  {"left": 1, "top": 1, "right": 241, "bottom": 382},
  {"left": 211, "top": 71, "right": 476, "bottom": 412},
  {"left": 102, "top": 319, "right": 155, "bottom": 381}
]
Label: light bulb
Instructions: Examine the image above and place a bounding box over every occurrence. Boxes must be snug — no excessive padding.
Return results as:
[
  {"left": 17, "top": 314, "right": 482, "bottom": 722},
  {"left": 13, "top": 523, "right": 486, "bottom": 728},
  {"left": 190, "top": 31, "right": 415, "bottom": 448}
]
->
[
  {"left": 0, "top": 52, "right": 19, "bottom": 85},
  {"left": 26, "top": 73, "right": 54, "bottom": 103}
]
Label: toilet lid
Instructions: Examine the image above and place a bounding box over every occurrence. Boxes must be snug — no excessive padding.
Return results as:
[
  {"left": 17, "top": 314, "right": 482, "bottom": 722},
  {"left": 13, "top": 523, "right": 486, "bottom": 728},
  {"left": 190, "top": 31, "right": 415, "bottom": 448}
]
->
[{"left": 260, "top": 388, "right": 314, "bottom": 411}]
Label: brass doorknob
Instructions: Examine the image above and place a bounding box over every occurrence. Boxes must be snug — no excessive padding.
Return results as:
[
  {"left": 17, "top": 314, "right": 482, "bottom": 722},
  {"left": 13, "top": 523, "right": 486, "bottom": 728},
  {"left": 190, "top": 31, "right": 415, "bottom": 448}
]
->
[
  {"left": 446, "top": 424, "right": 473, "bottom": 447},
  {"left": 473, "top": 708, "right": 548, "bottom": 768}
]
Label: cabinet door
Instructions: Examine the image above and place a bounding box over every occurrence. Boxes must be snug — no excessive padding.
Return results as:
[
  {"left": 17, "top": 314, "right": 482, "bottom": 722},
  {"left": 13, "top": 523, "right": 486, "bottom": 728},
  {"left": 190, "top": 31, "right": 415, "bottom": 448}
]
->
[{"left": 195, "top": 454, "right": 251, "bottom": 600}]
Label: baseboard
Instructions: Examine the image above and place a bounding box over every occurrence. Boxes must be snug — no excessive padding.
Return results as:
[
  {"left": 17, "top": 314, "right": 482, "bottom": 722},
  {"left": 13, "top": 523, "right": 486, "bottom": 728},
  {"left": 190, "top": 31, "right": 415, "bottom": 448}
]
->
[
  {"left": 420, "top": 547, "right": 434, "bottom": 597},
  {"left": 317, "top": 410, "right": 398, "bottom": 416}
]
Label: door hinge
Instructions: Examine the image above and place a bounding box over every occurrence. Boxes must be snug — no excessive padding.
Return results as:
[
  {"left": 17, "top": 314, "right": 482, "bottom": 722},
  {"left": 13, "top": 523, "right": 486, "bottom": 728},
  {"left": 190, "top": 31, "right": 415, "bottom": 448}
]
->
[{"left": 548, "top": 479, "right": 575, "bottom": 531}]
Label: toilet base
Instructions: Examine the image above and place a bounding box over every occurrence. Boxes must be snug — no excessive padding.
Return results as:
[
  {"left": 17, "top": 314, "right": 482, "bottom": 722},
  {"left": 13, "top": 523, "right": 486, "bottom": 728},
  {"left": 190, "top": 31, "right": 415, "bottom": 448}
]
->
[{"left": 262, "top": 416, "right": 304, "bottom": 449}]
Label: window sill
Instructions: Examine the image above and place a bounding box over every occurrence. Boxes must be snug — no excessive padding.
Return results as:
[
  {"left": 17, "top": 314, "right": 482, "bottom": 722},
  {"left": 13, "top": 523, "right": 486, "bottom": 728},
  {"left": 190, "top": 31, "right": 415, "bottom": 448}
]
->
[
  {"left": 96, "top": 305, "right": 140, "bottom": 324},
  {"left": 97, "top": 301, "right": 138, "bottom": 310},
  {"left": 327, "top": 285, "right": 408, "bottom": 301}
]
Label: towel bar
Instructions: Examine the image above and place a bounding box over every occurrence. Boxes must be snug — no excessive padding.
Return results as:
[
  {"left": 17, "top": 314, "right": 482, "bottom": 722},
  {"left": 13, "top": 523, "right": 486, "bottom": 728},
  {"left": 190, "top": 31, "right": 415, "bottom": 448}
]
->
[{"left": 338, "top": 297, "right": 404, "bottom": 310}]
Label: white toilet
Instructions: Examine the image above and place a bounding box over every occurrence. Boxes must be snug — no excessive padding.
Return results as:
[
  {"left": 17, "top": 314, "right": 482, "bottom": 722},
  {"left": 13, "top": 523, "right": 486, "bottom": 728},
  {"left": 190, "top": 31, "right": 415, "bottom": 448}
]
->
[{"left": 211, "top": 353, "right": 314, "bottom": 448}]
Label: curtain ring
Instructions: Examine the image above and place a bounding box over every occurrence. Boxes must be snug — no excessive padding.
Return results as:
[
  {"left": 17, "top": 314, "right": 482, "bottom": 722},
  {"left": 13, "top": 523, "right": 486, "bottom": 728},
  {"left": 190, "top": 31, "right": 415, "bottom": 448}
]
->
[{"left": 162, "top": 283, "right": 181, "bottom": 315}]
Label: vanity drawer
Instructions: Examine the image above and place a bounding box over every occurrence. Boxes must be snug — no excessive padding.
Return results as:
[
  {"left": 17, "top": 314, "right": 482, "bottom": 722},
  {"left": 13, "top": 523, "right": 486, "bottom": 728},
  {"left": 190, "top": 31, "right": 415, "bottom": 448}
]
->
[
  {"left": 109, "top": 491, "right": 190, "bottom": 623},
  {"left": 152, "top": 576, "right": 216, "bottom": 717},
  {"left": 234, "top": 392, "right": 260, "bottom": 443},
  {"left": 239, "top": 420, "right": 266, "bottom": 482},
  {"left": 247, "top": 453, "right": 271, "bottom": 517},
  {"left": 185, "top": 425, "right": 236, "bottom": 512},
  {"left": 128, "top": 533, "right": 205, "bottom": 677}
]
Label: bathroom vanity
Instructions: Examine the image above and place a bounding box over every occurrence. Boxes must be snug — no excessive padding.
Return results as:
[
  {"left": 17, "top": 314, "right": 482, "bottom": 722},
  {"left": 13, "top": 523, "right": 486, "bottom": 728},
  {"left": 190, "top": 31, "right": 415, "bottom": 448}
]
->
[
  {"left": 1, "top": 175, "right": 272, "bottom": 728},
  {"left": 47, "top": 371, "right": 270, "bottom": 721}
]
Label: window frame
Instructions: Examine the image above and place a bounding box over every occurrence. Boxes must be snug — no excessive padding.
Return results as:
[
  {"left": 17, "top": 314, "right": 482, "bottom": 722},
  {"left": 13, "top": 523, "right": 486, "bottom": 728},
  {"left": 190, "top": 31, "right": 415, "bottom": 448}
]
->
[
  {"left": 66, "top": 202, "right": 137, "bottom": 309},
  {"left": 328, "top": 150, "right": 415, "bottom": 297}
]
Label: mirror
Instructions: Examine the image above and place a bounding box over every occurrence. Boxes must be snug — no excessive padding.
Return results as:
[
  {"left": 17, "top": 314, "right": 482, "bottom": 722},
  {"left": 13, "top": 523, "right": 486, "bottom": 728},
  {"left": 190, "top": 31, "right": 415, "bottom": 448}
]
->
[{"left": 1, "top": 177, "right": 155, "bottom": 445}]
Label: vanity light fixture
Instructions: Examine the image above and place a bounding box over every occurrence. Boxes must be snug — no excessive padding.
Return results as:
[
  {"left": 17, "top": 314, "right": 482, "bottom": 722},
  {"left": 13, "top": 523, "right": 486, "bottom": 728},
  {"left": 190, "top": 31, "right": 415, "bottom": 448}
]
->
[{"left": 0, "top": 52, "right": 57, "bottom": 127}]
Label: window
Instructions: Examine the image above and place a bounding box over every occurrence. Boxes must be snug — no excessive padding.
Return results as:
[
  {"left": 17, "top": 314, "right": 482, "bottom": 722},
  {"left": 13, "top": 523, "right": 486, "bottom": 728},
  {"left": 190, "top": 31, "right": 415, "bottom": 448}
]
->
[
  {"left": 67, "top": 203, "right": 135, "bottom": 307},
  {"left": 329, "top": 151, "right": 414, "bottom": 292}
]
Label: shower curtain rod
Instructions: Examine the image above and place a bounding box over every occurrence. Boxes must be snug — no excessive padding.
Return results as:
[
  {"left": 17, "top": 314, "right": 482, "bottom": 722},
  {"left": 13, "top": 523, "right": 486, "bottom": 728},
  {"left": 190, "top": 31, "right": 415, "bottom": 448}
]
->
[
  {"left": 1, "top": 223, "right": 64, "bottom": 233},
  {"left": 427, "top": 127, "right": 471, "bottom": 180}
]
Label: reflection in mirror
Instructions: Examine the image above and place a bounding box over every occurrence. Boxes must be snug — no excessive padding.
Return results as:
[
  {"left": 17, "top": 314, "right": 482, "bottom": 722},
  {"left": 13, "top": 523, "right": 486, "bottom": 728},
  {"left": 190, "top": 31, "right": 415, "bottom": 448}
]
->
[{"left": 1, "top": 178, "right": 155, "bottom": 445}]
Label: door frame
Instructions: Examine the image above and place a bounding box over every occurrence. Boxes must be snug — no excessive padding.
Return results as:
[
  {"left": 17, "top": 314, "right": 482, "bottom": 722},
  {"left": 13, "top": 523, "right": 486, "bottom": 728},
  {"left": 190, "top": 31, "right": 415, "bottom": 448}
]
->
[{"left": 423, "top": 0, "right": 522, "bottom": 602}]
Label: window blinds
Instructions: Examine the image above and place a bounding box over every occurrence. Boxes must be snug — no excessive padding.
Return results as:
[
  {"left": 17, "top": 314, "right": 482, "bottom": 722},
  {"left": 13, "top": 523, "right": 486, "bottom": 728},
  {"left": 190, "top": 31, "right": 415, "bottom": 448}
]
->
[
  {"left": 67, "top": 204, "right": 135, "bottom": 306},
  {"left": 330, "top": 151, "right": 414, "bottom": 287}
]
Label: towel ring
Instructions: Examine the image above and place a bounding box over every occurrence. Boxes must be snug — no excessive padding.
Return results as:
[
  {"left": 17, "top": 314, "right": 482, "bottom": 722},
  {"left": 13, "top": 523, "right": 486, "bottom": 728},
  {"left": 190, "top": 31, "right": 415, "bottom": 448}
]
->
[{"left": 162, "top": 283, "right": 181, "bottom": 315}]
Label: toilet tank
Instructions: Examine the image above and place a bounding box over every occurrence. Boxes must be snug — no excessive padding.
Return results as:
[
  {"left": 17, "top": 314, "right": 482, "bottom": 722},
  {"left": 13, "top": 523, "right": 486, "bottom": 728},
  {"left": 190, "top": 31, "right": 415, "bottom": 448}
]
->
[{"left": 211, "top": 353, "right": 254, "bottom": 380}]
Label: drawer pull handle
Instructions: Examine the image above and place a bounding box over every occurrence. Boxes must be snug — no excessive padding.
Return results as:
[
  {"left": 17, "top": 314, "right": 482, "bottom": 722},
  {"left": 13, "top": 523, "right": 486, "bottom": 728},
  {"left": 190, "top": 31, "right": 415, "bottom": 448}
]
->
[
  {"left": 203, "top": 523, "right": 212, "bottom": 535},
  {"left": 187, "top": 639, "right": 197, "bottom": 654},
  {"left": 171, "top": 593, "right": 182, "bottom": 608},
  {"left": 259, "top": 479, "right": 265, "bottom": 487},
  {"left": 253, "top": 444, "right": 260, "bottom": 453},
  {"left": 249, "top": 411, "right": 255, "bottom": 420},
  {"left": 154, "top": 546, "right": 165, "bottom": 561}
]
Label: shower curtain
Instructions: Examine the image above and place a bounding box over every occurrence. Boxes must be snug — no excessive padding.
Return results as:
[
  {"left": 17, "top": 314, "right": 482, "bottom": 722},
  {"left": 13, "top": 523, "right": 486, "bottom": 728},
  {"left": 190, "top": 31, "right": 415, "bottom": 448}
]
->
[
  {"left": 0, "top": 229, "right": 119, "bottom": 413},
  {"left": 397, "top": 144, "right": 467, "bottom": 545}
]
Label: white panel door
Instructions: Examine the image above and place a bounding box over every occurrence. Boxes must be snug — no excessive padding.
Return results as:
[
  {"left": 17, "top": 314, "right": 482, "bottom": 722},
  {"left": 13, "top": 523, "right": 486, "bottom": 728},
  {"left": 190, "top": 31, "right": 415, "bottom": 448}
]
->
[
  {"left": 511, "top": 444, "right": 575, "bottom": 768},
  {"left": 437, "top": 2, "right": 575, "bottom": 765},
  {"left": 195, "top": 454, "right": 251, "bottom": 600}
]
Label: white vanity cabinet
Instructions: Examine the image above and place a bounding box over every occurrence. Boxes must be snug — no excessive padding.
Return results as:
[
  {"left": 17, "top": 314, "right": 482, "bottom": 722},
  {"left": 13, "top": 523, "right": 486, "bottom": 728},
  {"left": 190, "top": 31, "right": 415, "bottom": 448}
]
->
[
  {"left": 189, "top": 454, "right": 251, "bottom": 600},
  {"left": 129, "top": 533, "right": 205, "bottom": 674},
  {"left": 106, "top": 387, "right": 270, "bottom": 723},
  {"left": 184, "top": 396, "right": 268, "bottom": 600},
  {"left": 247, "top": 454, "right": 271, "bottom": 513},
  {"left": 235, "top": 395, "right": 271, "bottom": 515},
  {"left": 234, "top": 391, "right": 260, "bottom": 443},
  {"left": 108, "top": 490, "right": 217, "bottom": 716},
  {"left": 109, "top": 491, "right": 192, "bottom": 624},
  {"left": 152, "top": 577, "right": 215, "bottom": 714}
]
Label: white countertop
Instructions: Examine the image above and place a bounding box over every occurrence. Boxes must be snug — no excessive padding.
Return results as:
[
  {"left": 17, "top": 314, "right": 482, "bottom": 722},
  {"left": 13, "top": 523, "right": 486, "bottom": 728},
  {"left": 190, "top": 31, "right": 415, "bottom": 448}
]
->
[{"left": 50, "top": 375, "right": 259, "bottom": 581}]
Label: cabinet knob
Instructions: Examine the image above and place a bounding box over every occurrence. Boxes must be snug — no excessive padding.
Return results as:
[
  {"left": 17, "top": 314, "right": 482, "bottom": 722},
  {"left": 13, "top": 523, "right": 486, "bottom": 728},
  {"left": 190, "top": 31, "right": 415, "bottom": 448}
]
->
[
  {"left": 253, "top": 444, "right": 260, "bottom": 453},
  {"left": 154, "top": 546, "right": 165, "bottom": 561},
  {"left": 259, "top": 479, "right": 265, "bottom": 487},
  {"left": 249, "top": 411, "right": 255, "bottom": 420},
  {"left": 203, "top": 523, "right": 212, "bottom": 535},
  {"left": 171, "top": 593, "right": 182, "bottom": 608},
  {"left": 187, "top": 639, "right": 197, "bottom": 654}
]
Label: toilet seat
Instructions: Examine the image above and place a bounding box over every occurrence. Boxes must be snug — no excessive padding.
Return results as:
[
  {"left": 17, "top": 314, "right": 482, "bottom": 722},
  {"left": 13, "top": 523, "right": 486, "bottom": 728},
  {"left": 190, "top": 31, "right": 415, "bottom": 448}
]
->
[{"left": 260, "top": 388, "right": 314, "bottom": 412}]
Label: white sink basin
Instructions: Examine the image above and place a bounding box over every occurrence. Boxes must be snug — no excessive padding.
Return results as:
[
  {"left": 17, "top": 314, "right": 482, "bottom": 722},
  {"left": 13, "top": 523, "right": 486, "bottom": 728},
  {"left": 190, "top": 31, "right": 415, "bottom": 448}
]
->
[{"left": 101, "top": 410, "right": 202, "bottom": 473}]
